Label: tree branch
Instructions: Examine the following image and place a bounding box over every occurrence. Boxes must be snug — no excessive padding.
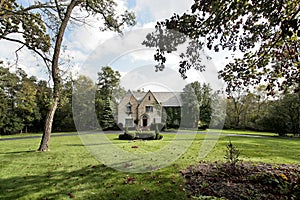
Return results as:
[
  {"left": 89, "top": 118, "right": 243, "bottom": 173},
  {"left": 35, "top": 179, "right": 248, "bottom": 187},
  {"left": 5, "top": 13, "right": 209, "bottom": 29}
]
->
[
  {"left": 54, "top": 0, "right": 64, "bottom": 21},
  {"left": 85, "top": 1, "right": 121, "bottom": 32},
  {"left": 1, "top": 36, "right": 51, "bottom": 70},
  {"left": 14, "top": 44, "right": 25, "bottom": 65}
]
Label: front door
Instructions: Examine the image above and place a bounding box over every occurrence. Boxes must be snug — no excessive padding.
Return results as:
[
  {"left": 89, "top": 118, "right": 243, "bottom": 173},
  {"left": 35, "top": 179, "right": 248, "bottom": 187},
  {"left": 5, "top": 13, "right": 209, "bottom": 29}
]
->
[{"left": 142, "top": 115, "right": 148, "bottom": 127}]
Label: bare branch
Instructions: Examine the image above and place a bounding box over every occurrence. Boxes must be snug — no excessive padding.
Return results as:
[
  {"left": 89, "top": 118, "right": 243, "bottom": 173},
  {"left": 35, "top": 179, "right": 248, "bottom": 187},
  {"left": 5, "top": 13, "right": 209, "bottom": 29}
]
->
[
  {"left": 54, "top": 0, "right": 64, "bottom": 21},
  {"left": 14, "top": 44, "right": 25, "bottom": 65},
  {"left": 2, "top": 36, "right": 51, "bottom": 69}
]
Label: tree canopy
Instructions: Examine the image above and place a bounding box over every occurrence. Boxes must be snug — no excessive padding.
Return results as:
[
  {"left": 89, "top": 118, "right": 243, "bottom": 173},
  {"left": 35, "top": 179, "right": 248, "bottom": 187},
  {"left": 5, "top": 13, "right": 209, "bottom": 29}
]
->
[
  {"left": 96, "top": 66, "right": 124, "bottom": 130},
  {"left": 143, "top": 0, "right": 300, "bottom": 94}
]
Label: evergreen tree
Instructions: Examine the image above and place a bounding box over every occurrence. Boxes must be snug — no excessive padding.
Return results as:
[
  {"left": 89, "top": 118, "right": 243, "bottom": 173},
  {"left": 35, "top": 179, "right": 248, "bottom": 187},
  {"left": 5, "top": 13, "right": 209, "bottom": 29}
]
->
[
  {"left": 101, "top": 97, "right": 115, "bottom": 130},
  {"left": 181, "top": 84, "right": 199, "bottom": 128}
]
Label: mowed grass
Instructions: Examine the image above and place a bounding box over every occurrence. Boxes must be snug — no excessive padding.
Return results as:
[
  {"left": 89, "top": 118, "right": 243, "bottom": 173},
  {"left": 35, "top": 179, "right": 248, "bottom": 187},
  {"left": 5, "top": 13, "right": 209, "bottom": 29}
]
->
[{"left": 0, "top": 131, "right": 299, "bottom": 200}]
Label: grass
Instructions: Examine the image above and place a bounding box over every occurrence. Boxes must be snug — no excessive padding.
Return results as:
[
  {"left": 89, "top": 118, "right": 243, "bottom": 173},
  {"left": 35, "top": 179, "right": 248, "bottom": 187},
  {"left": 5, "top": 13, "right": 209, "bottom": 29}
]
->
[
  {"left": 0, "top": 131, "right": 299, "bottom": 199},
  {"left": 165, "top": 128, "right": 278, "bottom": 137},
  {"left": 0, "top": 131, "right": 76, "bottom": 139}
]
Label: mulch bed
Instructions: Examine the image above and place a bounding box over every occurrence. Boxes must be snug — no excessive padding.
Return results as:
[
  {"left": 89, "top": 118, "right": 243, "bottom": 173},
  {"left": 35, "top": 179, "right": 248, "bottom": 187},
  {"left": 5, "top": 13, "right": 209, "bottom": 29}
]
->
[{"left": 180, "top": 162, "right": 300, "bottom": 200}]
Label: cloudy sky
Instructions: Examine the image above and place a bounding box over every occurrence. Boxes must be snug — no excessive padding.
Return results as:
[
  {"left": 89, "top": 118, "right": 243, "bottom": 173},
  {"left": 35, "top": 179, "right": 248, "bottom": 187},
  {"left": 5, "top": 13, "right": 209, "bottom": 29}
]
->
[{"left": 1, "top": 0, "right": 229, "bottom": 91}]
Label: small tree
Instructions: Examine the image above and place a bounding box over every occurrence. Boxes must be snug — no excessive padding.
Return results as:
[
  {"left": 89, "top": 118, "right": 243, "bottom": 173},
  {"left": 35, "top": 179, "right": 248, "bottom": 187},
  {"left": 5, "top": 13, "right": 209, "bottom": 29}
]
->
[
  {"left": 101, "top": 97, "right": 115, "bottom": 130},
  {"left": 224, "top": 140, "right": 240, "bottom": 168}
]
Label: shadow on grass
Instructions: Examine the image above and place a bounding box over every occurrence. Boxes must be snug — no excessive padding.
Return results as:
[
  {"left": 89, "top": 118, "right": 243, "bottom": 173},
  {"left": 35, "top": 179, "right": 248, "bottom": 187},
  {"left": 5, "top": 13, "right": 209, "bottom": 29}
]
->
[
  {"left": 0, "top": 150, "right": 36, "bottom": 155},
  {"left": 0, "top": 161, "right": 186, "bottom": 200}
]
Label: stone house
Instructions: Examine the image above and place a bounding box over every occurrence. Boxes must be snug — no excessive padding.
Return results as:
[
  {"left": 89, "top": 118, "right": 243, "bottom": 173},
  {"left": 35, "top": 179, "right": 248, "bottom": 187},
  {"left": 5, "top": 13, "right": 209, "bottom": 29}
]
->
[{"left": 117, "top": 90, "right": 182, "bottom": 128}]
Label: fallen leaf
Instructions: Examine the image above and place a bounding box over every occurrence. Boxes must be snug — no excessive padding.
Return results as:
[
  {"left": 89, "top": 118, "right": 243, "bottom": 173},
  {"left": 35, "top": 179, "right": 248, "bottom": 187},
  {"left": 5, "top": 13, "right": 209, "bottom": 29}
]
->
[{"left": 68, "top": 192, "right": 75, "bottom": 198}]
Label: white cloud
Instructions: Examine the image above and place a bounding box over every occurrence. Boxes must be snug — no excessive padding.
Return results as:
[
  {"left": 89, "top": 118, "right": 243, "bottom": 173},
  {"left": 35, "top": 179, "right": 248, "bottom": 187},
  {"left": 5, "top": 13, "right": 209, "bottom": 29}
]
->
[
  {"left": 120, "top": 65, "right": 188, "bottom": 92},
  {"left": 0, "top": 37, "right": 50, "bottom": 79},
  {"left": 133, "top": 0, "right": 194, "bottom": 23}
]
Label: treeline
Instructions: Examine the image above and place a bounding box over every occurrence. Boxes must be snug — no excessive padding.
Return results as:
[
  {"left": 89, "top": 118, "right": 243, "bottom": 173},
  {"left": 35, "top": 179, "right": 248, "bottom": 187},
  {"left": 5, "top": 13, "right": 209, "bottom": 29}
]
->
[
  {"left": 0, "top": 66, "right": 75, "bottom": 134},
  {"left": 169, "top": 82, "right": 300, "bottom": 136},
  {"left": 0, "top": 65, "right": 122, "bottom": 135},
  {"left": 224, "top": 88, "right": 300, "bottom": 136},
  {"left": 1, "top": 65, "right": 299, "bottom": 136}
]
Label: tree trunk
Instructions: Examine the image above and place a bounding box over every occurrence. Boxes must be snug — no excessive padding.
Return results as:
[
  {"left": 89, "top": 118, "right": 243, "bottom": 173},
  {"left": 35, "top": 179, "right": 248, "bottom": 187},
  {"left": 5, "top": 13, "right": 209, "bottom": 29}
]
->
[
  {"left": 38, "top": 96, "right": 59, "bottom": 151},
  {"left": 37, "top": 0, "right": 78, "bottom": 151}
]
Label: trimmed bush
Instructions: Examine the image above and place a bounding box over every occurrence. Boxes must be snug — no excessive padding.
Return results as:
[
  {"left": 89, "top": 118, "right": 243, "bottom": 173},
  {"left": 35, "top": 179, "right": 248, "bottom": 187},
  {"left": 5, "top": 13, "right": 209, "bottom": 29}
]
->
[
  {"left": 155, "top": 133, "right": 163, "bottom": 140},
  {"left": 119, "top": 130, "right": 163, "bottom": 140},
  {"left": 119, "top": 132, "right": 135, "bottom": 140},
  {"left": 136, "top": 131, "right": 156, "bottom": 139}
]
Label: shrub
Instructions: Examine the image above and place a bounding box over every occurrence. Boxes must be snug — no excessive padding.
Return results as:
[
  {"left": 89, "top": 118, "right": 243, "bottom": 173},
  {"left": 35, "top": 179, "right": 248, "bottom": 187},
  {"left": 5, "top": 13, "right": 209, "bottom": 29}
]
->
[
  {"left": 166, "top": 123, "right": 180, "bottom": 129},
  {"left": 119, "top": 131, "right": 136, "bottom": 140},
  {"left": 118, "top": 134, "right": 126, "bottom": 140},
  {"left": 136, "top": 131, "right": 155, "bottom": 139},
  {"left": 118, "top": 126, "right": 136, "bottom": 140},
  {"left": 224, "top": 140, "right": 240, "bottom": 168},
  {"left": 119, "top": 129, "right": 163, "bottom": 140},
  {"left": 156, "top": 134, "right": 163, "bottom": 140},
  {"left": 198, "top": 121, "right": 208, "bottom": 130}
]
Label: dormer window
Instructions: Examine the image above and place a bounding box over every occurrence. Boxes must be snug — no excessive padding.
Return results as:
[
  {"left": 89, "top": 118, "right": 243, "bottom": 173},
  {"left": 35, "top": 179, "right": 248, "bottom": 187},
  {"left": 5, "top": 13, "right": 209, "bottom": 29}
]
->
[{"left": 126, "top": 103, "right": 132, "bottom": 114}]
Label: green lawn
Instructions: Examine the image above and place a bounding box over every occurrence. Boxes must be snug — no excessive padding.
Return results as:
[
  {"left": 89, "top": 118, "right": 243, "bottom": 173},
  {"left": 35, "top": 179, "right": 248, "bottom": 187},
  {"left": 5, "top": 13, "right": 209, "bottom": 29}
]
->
[
  {"left": 166, "top": 128, "right": 278, "bottom": 137},
  {"left": 0, "top": 131, "right": 299, "bottom": 200}
]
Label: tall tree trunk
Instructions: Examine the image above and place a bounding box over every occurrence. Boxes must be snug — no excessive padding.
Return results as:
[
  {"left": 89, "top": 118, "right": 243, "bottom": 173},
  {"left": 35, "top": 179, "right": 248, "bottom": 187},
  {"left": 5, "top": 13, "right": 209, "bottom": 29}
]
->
[
  {"left": 38, "top": 95, "right": 59, "bottom": 151},
  {"left": 37, "top": 0, "right": 78, "bottom": 151}
]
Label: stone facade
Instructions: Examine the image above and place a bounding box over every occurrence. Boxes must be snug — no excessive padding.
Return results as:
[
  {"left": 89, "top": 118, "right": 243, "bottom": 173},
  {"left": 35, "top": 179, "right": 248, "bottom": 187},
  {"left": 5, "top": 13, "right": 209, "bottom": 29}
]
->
[{"left": 117, "top": 90, "right": 182, "bottom": 128}]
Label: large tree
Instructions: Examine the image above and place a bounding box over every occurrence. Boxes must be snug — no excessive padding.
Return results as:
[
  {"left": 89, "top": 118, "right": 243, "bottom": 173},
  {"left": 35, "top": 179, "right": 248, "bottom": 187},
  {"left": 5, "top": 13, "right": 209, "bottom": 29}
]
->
[
  {"left": 0, "top": 65, "right": 23, "bottom": 134},
  {"left": 143, "top": 0, "right": 299, "bottom": 95},
  {"left": 96, "top": 66, "right": 124, "bottom": 129},
  {"left": 0, "top": 0, "right": 135, "bottom": 151},
  {"left": 181, "top": 83, "right": 199, "bottom": 128},
  {"left": 190, "top": 81, "right": 212, "bottom": 126},
  {"left": 260, "top": 93, "right": 300, "bottom": 136},
  {"left": 15, "top": 74, "right": 40, "bottom": 133}
]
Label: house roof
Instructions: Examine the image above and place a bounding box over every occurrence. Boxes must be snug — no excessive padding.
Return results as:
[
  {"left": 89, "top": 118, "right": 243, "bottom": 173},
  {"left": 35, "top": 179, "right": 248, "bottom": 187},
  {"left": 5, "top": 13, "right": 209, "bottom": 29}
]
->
[
  {"left": 131, "top": 91, "right": 147, "bottom": 102},
  {"left": 129, "top": 91, "right": 182, "bottom": 107},
  {"left": 153, "top": 92, "right": 182, "bottom": 106}
]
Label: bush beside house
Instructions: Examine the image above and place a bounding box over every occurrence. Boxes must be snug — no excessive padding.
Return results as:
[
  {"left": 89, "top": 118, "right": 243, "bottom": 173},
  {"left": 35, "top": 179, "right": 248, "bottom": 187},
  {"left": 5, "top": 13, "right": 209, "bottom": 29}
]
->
[{"left": 119, "top": 125, "right": 163, "bottom": 140}]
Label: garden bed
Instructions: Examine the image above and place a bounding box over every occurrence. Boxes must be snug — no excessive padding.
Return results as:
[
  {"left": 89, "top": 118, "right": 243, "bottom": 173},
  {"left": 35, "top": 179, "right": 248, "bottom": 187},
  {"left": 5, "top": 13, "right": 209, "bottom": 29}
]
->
[{"left": 181, "top": 162, "right": 300, "bottom": 200}]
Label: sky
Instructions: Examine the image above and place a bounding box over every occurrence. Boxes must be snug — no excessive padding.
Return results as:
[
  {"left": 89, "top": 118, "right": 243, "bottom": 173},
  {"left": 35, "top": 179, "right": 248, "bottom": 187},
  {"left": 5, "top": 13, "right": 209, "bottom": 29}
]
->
[{"left": 0, "top": 0, "right": 230, "bottom": 92}]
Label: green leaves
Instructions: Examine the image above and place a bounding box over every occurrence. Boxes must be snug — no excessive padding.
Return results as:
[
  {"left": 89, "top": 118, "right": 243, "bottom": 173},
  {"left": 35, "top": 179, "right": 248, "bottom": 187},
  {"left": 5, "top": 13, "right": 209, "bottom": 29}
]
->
[
  {"left": 143, "top": 0, "right": 300, "bottom": 94},
  {"left": 83, "top": 0, "right": 135, "bottom": 32},
  {"left": 0, "top": 0, "right": 50, "bottom": 52}
]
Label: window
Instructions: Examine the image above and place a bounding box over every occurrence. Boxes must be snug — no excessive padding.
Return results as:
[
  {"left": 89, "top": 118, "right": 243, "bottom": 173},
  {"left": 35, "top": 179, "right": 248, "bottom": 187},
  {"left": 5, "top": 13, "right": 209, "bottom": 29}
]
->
[
  {"left": 146, "top": 106, "right": 153, "bottom": 112},
  {"left": 148, "top": 96, "right": 151, "bottom": 100},
  {"left": 126, "top": 103, "right": 132, "bottom": 113},
  {"left": 125, "top": 119, "right": 133, "bottom": 127}
]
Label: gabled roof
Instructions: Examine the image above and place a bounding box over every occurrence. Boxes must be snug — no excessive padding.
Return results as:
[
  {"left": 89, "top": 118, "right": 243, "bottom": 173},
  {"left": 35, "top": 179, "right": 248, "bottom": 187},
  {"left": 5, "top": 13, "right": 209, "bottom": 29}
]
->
[
  {"left": 125, "top": 90, "right": 182, "bottom": 107},
  {"left": 131, "top": 91, "right": 147, "bottom": 103},
  {"left": 153, "top": 92, "right": 182, "bottom": 107}
]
